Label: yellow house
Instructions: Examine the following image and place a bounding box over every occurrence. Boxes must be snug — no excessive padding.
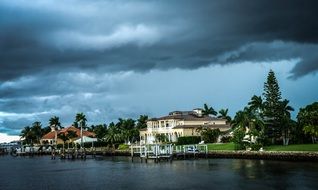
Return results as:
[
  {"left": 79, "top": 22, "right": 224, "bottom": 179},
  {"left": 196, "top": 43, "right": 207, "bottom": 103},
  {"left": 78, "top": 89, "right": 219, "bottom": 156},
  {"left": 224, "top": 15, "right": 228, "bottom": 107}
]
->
[{"left": 140, "top": 108, "right": 231, "bottom": 144}]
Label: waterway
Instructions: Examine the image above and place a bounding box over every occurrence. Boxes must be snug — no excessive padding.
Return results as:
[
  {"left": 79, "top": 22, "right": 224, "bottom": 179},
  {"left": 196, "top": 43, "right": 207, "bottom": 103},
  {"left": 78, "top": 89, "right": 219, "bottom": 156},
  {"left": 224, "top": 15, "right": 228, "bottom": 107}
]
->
[{"left": 0, "top": 156, "right": 317, "bottom": 190}]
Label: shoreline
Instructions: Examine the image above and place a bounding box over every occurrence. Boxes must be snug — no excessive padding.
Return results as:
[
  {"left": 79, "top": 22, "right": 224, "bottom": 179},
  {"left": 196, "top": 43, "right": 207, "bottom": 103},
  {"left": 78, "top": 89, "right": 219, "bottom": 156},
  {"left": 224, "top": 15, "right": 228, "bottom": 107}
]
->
[
  {"left": 90, "top": 150, "right": 318, "bottom": 162},
  {"left": 5, "top": 149, "right": 318, "bottom": 162}
]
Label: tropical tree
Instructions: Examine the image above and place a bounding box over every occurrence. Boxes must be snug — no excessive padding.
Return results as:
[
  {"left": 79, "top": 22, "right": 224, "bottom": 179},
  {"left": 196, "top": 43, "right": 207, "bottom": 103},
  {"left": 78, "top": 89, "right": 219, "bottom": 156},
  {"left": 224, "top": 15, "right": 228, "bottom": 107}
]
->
[
  {"left": 41, "top": 126, "right": 51, "bottom": 136},
  {"left": 57, "top": 133, "right": 69, "bottom": 152},
  {"left": 66, "top": 130, "right": 78, "bottom": 148},
  {"left": 232, "top": 107, "right": 265, "bottom": 148},
  {"left": 75, "top": 113, "right": 87, "bottom": 128},
  {"left": 248, "top": 95, "right": 263, "bottom": 116},
  {"left": 91, "top": 124, "right": 108, "bottom": 139},
  {"left": 155, "top": 134, "right": 168, "bottom": 143},
  {"left": 31, "top": 121, "right": 43, "bottom": 144},
  {"left": 196, "top": 127, "right": 220, "bottom": 143},
  {"left": 104, "top": 123, "right": 122, "bottom": 149},
  {"left": 297, "top": 102, "right": 318, "bottom": 144},
  {"left": 202, "top": 103, "right": 217, "bottom": 116},
  {"left": 218, "top": 108, "right": 232, "bottom": 123},
  {"left": 20, "top": 126, "right": 35, "bottom": 145},
  {"left": 49, "top": 116, "right": 62, "bottom": 130},
  {"left": 116, "top": 118, "right": 138, "bottom": 144},
  {"left": 136, "top": 115, "right": 148, "bottom": 129},
  {"left": 303, "top": 125, "right": 318, "bottom": 144},
  {"left": 75, "top": 113, "right": 87, "bottom": 148},
  {"left": 231, "top": 109, "right": 250, "bottom": 130},
  {"left": 49, "top": 116, "right": 62, "bottom": 147},
  {"left": 278, "top": 99, "right": 294, "bottom": 145}
]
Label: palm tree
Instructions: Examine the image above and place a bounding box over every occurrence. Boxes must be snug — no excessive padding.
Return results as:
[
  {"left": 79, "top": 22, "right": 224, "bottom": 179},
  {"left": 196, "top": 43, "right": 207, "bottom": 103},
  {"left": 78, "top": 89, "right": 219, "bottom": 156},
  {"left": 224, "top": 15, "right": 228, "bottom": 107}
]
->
[
  {"left": 218, "top": 108, "right": 232, "bottom": 123},
  {"left": 66, "top": 130, "right": 78, "bottom": 149},
  {"left": 49, "top": 116, "right": 61, "bottom": 130},
  {"left": 20, "top": 126, "right": 34, "bottom": 145},
  {"left": 232, "top": 108, "right": 265, "bottom": 146},
  {"left": 49, "top": 116, "right": 61, "bottom": 148},
  {"left": 279, "top": 99, "right": 294, "bottom": 145},
  {"left": 231, "top": 109, "right": 250, "bottom": 130},
  {"left": 248, "top": 95, "right": 263, "bottom": 114},
  {"left": 202, "top": 103, "right": 217, "bottom": 116},
  {"left": 75, "top": 113, "right": 87, "bottom": 149},
  {"left": 136, "top": 115, "right": 148, "bottom": 129},
  {"left": 75, "top": 113, "right": 87, "bottom": 127},
  {"left": 31, "top": 121, "right": 42, "bottom": 144},
  {"left": 57, "top": 133, "right": 69, "bottom": 153},
  {"left": 104, "top": 124, "right": 122, "bottom": 149}
]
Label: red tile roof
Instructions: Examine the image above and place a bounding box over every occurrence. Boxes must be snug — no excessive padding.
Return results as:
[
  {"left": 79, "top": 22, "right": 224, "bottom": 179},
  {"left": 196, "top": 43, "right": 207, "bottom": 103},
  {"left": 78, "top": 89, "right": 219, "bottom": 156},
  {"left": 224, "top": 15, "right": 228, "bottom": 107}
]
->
[{"left": 41, "top": 126, "right": 95, "bottom": 140}]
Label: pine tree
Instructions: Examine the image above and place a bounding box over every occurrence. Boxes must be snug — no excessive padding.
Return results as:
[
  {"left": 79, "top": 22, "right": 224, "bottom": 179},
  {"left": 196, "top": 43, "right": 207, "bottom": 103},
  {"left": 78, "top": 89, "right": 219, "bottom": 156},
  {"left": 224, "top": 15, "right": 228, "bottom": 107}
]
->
[{"left": 263, "top": 70, "right": 282, "bottom": 142}]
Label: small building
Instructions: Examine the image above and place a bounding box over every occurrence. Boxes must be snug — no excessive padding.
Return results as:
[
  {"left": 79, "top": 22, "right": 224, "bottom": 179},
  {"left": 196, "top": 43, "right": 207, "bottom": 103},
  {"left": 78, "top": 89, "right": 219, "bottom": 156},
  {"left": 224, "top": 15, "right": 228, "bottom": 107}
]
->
[
  {"left": 140, "top": 108, "right": 231, "bottom": 144},
  {"left": 40, "top": 126, "right": 95, "bottom": 145}
]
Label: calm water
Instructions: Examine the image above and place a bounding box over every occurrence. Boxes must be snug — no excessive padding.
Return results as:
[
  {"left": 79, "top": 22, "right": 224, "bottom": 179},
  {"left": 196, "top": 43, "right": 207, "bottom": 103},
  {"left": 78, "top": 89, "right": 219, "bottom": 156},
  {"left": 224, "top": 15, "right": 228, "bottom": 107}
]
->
[{"left": 0, "top": 156, "right": 317, "bottom": 190}]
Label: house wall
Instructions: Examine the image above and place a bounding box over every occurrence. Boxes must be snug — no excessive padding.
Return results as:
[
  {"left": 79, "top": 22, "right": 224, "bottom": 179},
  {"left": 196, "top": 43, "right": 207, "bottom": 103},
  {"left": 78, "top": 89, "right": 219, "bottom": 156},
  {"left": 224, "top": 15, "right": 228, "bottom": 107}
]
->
[{"left": 140, "top": 116, "right": 229, "bottom": 144}]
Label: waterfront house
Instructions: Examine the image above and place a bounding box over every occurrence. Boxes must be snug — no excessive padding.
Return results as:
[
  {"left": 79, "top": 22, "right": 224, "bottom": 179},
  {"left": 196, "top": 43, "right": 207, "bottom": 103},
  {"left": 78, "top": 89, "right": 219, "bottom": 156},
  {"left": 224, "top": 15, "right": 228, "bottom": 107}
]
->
[
  {"left": 140, "top": 108, "right": 231, "bottom": 144},
  {"left": 40, "top": 126, "right": 95, "bottom": 145}
]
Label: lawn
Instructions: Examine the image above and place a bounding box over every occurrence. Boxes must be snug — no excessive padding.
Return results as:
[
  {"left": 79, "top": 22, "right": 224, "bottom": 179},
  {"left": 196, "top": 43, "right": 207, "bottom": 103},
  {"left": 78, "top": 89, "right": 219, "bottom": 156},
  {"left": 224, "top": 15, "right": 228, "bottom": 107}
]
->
[
  {"left": 206, "top": 143, "right": 318, "bottom": 152},
  {"left": 264, "top": 144, "right": 318, "bottom": 152},
  {"left": 207, "top": 143, "right": 235, "bottom": 151}
]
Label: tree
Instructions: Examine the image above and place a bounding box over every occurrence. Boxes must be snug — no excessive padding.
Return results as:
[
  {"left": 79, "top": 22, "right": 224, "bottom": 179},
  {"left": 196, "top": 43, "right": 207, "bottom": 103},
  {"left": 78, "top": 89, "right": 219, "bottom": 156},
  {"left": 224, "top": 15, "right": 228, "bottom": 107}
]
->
[
  {"left": 155, "top": 134, "right": 168, "bottom": 143},
  {"left": 104, "top": 123, "right": 122, "bottom": 149},
  {"left": 232, "top": 107, "right": 265, "bottom": 148},
  {"left": 218, "top": 108, "right": 232, "bottom": 123},
  {"left": 248, "top": 95, "right": 263, "bottom": 116},
  {"left": 20, "top": 126, "right": 35, "bottom": 145},
  {"left": 57, "top": 133, "right": 69, "bottom": 152},
  {"left": 196, "top": 127, "right": 220, "bottom": 143},
  {"left": 202, "top": 103, "right": 217, "bottom": 116},
  {"left": 278, "top": 99, "right": 294, "bottom": 145},
  {"left": 91, "top": 124, "right": 108, "bottom": 139},
  {"left": 31, "top": 121, "right": 43, "bottom": 144},
  {"left": 231, "top": 109, "right": 250, "bottom": 130},
  {"left": 75, "top": 113, "right": 87, "bottom": 128},
  {"left": 75, "top": 113, "right": 87, "bottom": 148},
  {"left": 49, "top": 116, "right": 61, "bottom": 130},
  {"left": 232, "top": 128, "right": 246, "bottom": 150},
  {"left": 297, "top": 102, "right": 318, "bottom": 144},
  {"left": 41, "top": 126, "right": 51, "bottom": 136},
  {"left": 136, "top": 115, "right": 148, "bottom": 129},
  {"left": 66, "top": 130, "right": 78, "bottom": 148},
  {"left": 49, "top": 116, "right": 62, "bottom": 147},
  {"left": 263, "top": 70, "right": 283, "bottom": 142}
]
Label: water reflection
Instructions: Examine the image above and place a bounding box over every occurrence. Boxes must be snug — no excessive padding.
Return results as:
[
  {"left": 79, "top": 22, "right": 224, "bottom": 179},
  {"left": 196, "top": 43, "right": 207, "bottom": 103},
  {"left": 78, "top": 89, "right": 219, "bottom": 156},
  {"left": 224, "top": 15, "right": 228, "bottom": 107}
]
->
[{"left": 0, "top": 156, "right": 317, "bottom": 190}]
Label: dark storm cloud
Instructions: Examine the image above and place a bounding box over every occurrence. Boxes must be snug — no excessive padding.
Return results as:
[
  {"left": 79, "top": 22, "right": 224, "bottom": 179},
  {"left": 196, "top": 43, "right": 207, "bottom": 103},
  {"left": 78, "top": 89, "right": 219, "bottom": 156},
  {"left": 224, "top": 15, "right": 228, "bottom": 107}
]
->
[
  {"left": 0, "top": 0, "right": 318, "bottom": 81},
  {"left": 1, "top": 0, "right": 318, "bottom": 136}
]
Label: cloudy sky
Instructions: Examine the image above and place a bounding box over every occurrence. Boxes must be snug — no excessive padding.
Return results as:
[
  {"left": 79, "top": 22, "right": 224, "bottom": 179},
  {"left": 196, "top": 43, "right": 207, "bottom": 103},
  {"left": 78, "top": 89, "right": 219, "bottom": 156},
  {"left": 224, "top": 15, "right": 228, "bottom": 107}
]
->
[{"left": 1, "top": 0, "right": 318, "bottom": 141}]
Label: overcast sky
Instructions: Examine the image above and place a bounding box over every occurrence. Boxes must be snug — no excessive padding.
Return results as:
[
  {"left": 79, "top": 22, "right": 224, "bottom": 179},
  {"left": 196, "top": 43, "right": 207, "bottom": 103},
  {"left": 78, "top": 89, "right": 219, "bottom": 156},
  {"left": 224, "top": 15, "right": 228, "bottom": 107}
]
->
[{"left": 1, "top": 0, "right": 318, "bottom": 141}]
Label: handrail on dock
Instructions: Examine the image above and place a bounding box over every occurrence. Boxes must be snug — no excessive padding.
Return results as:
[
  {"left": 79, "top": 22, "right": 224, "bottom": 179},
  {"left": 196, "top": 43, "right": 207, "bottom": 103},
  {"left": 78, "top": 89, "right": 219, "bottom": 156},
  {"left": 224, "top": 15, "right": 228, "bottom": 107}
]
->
[{"left": 130, "top": 143, "right": 208, "bottom": 162}]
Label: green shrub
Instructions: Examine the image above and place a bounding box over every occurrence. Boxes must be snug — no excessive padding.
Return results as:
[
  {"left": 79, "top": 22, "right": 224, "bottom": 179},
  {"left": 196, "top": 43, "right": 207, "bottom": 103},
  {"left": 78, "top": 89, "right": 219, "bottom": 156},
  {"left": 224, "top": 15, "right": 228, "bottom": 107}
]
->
[
  {"left": 250, "top": 143, "right": 262, "bottom": 151},
  {"left": 201, "top": 128, "right": 221, "bottom": 143},
  {"left": 221, "top": 136, "right": 232, "bottom": 143},
  {"left": 232, "top": 129, "right": 246, "bottom": 150},
  {"left": 177, "top": 136, "right": 201, "bottom": 145},
  {"left": 118, "top": 144, "right": 130, "bottom": 150}
]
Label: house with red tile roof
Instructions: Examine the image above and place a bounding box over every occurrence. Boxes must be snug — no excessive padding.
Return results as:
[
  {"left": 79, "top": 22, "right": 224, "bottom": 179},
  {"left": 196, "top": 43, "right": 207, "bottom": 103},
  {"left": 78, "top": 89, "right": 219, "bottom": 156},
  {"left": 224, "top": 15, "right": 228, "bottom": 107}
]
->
[{"left": 40, "top": 126, "right": 95, "bottom": 145}]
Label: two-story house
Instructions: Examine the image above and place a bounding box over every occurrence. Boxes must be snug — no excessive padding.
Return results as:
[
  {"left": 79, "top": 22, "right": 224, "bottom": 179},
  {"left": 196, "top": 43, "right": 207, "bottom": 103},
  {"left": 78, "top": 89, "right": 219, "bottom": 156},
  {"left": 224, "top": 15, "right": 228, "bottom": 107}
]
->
[{"left": 140, "top": 108, "right": 231, "bottom": 144}]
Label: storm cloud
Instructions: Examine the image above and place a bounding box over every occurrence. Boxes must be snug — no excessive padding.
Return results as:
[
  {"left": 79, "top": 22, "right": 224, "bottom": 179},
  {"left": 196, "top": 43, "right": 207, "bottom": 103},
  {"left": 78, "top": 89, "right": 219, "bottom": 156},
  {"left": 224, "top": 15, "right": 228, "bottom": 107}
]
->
[
  {"left": 1, "top": 0, "right": 318, "bottom": 81},
  {"left": 1, "top": 0, "right": 318, "bottom": 136}
]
